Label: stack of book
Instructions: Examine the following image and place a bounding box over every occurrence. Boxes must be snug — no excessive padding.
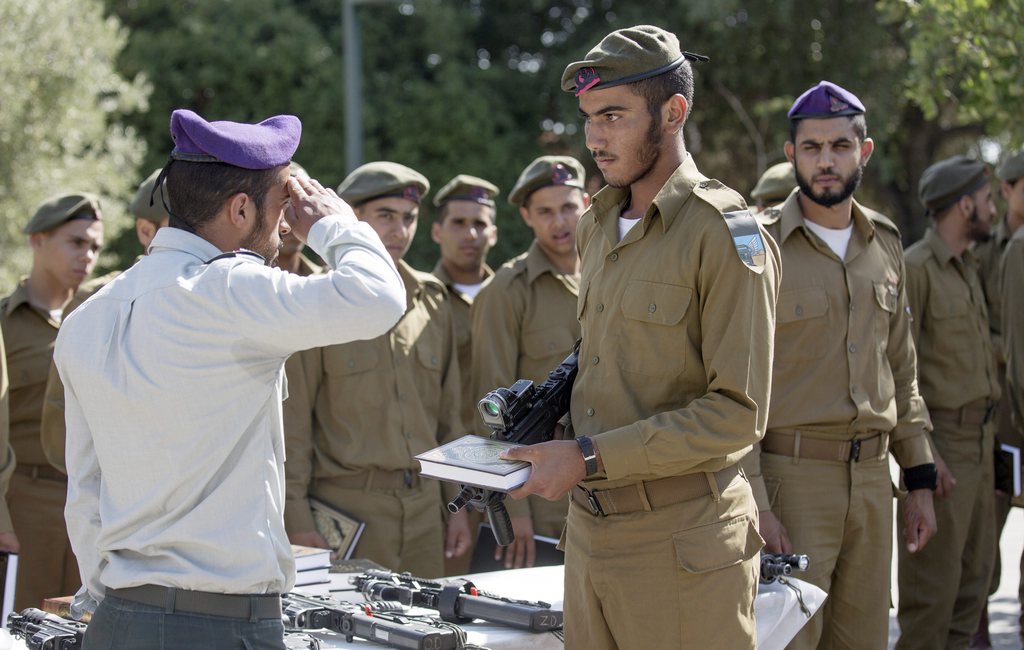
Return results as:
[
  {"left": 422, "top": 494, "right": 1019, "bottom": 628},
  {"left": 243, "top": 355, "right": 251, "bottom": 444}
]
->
[{"left": 291, "top": 545, "right": 332, "bottom": 596}]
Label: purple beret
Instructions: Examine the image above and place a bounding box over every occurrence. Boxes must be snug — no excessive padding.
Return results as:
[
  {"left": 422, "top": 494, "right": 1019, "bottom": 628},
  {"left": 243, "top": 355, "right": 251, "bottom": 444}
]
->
[
  {"left": 169, "top": 109, "right": 301, "bottom": 169},
  {"left": 788, "top": 80, "right": 865, "bottom": 120}
]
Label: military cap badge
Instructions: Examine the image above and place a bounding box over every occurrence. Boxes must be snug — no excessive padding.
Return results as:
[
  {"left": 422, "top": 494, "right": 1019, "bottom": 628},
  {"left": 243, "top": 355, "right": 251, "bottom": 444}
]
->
[
  {"left": 402, "top": 185, "right": 422, "bottom": 202},
  {"left": 551, "top": 163, "right": 572, "bottom": 185},
  {"left": 575, "top": 67, "right": 601, "bottom": 96}
]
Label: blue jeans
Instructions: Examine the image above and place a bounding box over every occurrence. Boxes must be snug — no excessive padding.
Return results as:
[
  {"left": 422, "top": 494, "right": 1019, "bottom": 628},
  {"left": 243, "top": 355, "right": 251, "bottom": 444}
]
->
[{"left": 83, "top": 594, "right": 286, "bottom": 650}]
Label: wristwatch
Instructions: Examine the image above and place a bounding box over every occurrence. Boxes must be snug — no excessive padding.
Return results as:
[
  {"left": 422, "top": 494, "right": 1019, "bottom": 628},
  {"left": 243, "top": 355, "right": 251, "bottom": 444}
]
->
[{"left": 576, "top": 436, "right": 598, "bottom": 477}]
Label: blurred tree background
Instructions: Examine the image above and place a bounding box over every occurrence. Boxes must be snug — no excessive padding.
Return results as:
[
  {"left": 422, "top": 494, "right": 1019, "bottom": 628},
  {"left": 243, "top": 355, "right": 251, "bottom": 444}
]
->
[{"left": 1, "top": 0, "right": 1022, "bottom": 286}]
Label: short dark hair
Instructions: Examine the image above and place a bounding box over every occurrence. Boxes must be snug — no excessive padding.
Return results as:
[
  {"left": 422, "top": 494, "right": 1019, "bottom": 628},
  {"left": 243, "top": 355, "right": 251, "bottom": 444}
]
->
[
  {"left": 789, "top": 114, "right": 868, "bottom": 145},
  {"left": 630, "top": 63, "right": 695, "bottom": 120},
  {"left": 435, "top": 201, "right": 495, "bottom": 225},
  {"left": 165, "top": 161, "right": 282, "bottom": 232}
]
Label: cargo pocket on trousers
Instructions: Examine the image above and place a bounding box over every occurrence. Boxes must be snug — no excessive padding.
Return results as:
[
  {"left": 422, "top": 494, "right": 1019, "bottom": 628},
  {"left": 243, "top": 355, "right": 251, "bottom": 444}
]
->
[{"left": 672, "top": 515, "right": 764, "bottom": 573}]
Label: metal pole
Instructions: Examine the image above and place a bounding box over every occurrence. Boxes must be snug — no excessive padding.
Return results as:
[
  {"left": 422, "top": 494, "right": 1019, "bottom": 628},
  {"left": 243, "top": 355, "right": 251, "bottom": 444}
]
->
[{"left": 343, "top": 0, "right": 362, "bottom": 173}]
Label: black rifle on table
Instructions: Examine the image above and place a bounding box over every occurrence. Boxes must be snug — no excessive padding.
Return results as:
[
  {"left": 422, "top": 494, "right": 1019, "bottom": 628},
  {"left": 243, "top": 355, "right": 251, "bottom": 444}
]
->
[
  {"left": 447, "top": 342, "right": 579, "bottom": 546},
  {"left": 282, "top": 591, "right": 462, "bottom": 650},
  {"left": 352, "top": 569, "right": 563, "bottom": 632},
  {"left": 7, "top": 608, "right": 87, "bottom": 650},
  {"left": 760, "top": 553, "right": 810, "bottom": 584}
]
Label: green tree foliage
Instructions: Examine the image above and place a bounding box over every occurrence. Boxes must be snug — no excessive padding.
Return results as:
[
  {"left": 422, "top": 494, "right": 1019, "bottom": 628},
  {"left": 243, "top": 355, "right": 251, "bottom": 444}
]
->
[
  {"left": 85, "top": 0, "right": 1024, "bottom": 274},
  {"left": 0, "top": 0, "right": 147, "bottom": 289}
]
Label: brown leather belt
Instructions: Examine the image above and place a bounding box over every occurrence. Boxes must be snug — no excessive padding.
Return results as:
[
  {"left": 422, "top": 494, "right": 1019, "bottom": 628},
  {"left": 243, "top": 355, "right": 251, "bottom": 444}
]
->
[
  {"left": 929, "top": 404, "right": 994, "bottom": 428},
  {"left": 108, "top": 585, "right": 281, "bottom": 620},
  {"left": 761, "top": 431, "right": 887, "bottom": 462},
  {"left": 14, "top": 463, "right": 67, "bottom": 483},
  {"left": 329, "top": 468, "right": 420, "bottom": 490},
  {"left": 571, "top": 464, "right": 741, "bottom": 517}
]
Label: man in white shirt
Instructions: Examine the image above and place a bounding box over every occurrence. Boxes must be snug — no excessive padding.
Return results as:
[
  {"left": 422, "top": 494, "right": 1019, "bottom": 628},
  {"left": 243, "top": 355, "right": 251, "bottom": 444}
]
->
[{"left": 55, "top": 109, "right": 405, "bottom": 649}]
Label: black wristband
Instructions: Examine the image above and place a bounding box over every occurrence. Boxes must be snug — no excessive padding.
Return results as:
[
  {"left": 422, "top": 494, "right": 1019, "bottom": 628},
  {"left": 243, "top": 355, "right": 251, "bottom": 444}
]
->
[
  {"left": 576, "top": 436, "right": 598, "bottom": 477},
  {"left": 904, "top": 463, "right": 938, "bottom": 491}
]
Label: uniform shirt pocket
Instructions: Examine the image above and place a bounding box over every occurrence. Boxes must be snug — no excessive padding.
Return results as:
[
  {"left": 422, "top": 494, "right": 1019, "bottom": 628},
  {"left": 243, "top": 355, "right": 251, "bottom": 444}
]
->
[
  {"left": 775, "top": 286, "right": 829, "bottom": 362},
  {"left": 522, "top": 326, "right": 577, "bottom": 361},
  {"left": 415, "top": 339, "right": 444, "bottom": 374},
  {"left": 873, "top": 281, "right": 899, "bottom": 343},
  {"left": 616, "top": 281, "right": 692, "bottom": 377},
  {"left": 672, "top": 514, "right": 764, "bottom": 574}
]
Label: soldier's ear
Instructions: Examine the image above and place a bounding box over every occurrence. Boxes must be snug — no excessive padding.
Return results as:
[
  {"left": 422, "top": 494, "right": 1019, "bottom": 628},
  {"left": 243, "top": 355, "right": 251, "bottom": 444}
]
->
[
  {"left": 783, "top": 141, "right": 795, "bottom": 163},
  {"left": 859, "top": 137, "right": 875, "bottom": 163}
]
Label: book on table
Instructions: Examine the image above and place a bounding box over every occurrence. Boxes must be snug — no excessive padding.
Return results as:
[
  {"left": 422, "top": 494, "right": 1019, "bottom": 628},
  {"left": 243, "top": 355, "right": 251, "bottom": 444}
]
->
[
  {"left": 415, "top": 435, "right": 531, "bottom": 492},
  {"left": 308, "top": 497, "right": 365, "bottom": 561},
  {"left": 291, "top": 544, "right": 332, "bottom": 573}
]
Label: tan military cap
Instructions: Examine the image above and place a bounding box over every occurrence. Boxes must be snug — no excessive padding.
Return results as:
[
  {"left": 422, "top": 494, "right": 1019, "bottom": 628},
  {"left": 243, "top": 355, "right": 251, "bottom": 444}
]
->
[
  {"left": 128, "top": 168, "right": 172, "bottom": 224},
  {"left": 918, "top": 155, "right": 988, "bottom": 213},
  {"left": 508, "top": 156, "right": 586, "bottom": 207},
  {"left": 23, "top": 192, "right": 102, "bottom": 234},
  {"left": 750, "top": 162, "right": 797, "bottom": 203},
  {"left": 561, "top": 25, "right": 707, "bottom": 96},
  {"left": 997, "top": 150, "right": 1024, "bottom": 183},
  {"left": 432, "top": 174, "right": 499, "bottom": 207},
  {"left": 337, "top": 161, "right": 430, "bottom": 207}
]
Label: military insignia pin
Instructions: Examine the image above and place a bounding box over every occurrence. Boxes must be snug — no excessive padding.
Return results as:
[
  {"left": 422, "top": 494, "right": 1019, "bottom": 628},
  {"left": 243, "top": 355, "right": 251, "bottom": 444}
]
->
[
  {"left": 575, "top": 67, "right": 601, "bottom": 96},
  {"left": 401, "top": 185, "right": 421, "bottom": 202},
  {"left": 829, "top": 93, "right": 850, "bottom": 114},
  {"left": 551, "top": 163, "right": 571, "bottom": 185}
]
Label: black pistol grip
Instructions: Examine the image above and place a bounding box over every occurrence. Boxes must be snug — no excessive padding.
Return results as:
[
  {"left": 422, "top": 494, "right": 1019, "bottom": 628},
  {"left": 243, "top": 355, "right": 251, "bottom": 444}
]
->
[{"left": 485, "top": 498, "right": 515, "bottom": 546}]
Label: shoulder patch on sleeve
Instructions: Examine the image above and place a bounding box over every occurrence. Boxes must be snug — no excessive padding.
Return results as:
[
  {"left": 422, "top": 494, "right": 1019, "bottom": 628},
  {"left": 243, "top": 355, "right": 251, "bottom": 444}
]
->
[
  {"left": 755, "top": 207, "right": 782, "bottom": 226},
  {"left": 722, "top": 210, "right": 769, "bottom": 274}
]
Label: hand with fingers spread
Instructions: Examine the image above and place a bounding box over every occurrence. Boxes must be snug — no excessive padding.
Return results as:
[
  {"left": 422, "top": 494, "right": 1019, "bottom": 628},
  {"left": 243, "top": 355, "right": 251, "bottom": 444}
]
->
[
  {"left": 284, "top": 175, "right": 356, "bottom": 243},
  {"left": 495, "top": 516, "right": 537, "bottom": 569}
]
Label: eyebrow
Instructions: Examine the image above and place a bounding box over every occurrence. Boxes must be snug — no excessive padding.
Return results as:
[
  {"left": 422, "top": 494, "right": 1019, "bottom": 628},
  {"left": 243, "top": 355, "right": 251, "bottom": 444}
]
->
[
  {"left": 799, "top": 136, "right": 855, "bottom": 146},
  {"left": 578, "top": 104, "right": 629, "bottom": 118}
]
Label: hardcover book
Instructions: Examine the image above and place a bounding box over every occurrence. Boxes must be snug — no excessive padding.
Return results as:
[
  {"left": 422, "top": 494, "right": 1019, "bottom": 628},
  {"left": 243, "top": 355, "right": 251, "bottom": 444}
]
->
[
  {"left": 309, "top": 497, "right": 365, "bottom": 561},
  {"left": 1, "top": 552, "right": 16, "bottom": 628},
  {"left": 415, "top": 435, "right": 531, "bottom": 492}
]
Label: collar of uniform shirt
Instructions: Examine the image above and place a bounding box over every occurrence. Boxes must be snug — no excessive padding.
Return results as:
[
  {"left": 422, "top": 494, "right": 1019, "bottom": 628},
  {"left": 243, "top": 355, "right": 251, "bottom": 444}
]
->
[
  {"left": 779, "top": 192, "right": 877, "bottom": 246},
  {"left": 590, "top": 154, "right": 703, "bottom": 235},
  {"left": 148, "top": 225, "right": 228, "bottom": 264}
]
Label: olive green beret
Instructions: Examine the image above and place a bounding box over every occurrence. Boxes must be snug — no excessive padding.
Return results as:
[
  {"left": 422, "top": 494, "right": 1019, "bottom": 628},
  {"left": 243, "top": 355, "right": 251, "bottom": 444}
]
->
[
  {"left": 432, "top": 174, "right": 499, "bottom": 208},
  {"left": 508, "top": 156, "right": 586, "bottom": 207},
  {"left": 750, "top": 162, "right": 797, "bottom": 203},
  {"left": 997, "top": 150, "right": 1024, "bottom": 183},
  {"left": 23, "top": 192, "right": 102, "bottom": 234},
  {"left": 561, "top": 25, "right": 707, "bottom": 96},
  {"left": 128, "top": 168, "right": 172, "bottom": 224},
  {"left": 337, "top": 161, "right": 430, "bottom": 207},
  {"left": 918, "top": 155, "right": 989, "bottom": 214}
]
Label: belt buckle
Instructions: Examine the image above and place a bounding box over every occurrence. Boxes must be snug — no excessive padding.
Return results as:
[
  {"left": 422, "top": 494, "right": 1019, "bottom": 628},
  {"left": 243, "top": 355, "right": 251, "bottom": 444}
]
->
[
  {"left": 849, "top": 438, "right": 861, "bottom": 463},
  {"left": 403, "top": 469, "right": 414, "bottom": 488},
  {"left": 579, "top": 486, "right": 606, "bottom": 516}
]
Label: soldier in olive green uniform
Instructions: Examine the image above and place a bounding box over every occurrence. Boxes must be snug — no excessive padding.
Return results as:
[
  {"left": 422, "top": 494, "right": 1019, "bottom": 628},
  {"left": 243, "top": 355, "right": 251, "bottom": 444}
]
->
[
  {"left": 429, "top": 175, "right": 498, "bottom": 434},
  {"left": 750, "top": 161, "right": 797, "bottom": 213},
  {"left": 284, "top": 163, "right": 471, "bottom": 578},
  {"left": 40, "top": 170, "right": 171, "bottom": 474},
  {"left": 896, "top": 156, "right": 1000, "bottom": 649},
  {"left": 503, "top": 27, "right": 779, "bottom": 649},
  {"left": 3, "top": 194, "right": 104, "bottom": 609},
  {"left": 0, "top": 330, "right": 20, "bottom": 555},
  {"left": 742, "top": 81, "right": 938, "bottom": 650},
  {"left": 997, "top": 151, "right": 1024, "bottom": 643},
  {"left": 470, "top": 156, "right": 586, "bottom": 569}
]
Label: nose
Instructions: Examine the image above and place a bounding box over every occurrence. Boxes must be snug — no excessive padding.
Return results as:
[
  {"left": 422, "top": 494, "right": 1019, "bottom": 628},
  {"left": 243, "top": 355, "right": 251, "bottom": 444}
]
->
[
  {"left": 278, "top": 214, "right": 291, "bottom": 236},
  {"left": 585, "top": 121, "right": 603, "bottom": 153},
  {"left": 817, "top": 147, "right": 834, "bottom": 169}
]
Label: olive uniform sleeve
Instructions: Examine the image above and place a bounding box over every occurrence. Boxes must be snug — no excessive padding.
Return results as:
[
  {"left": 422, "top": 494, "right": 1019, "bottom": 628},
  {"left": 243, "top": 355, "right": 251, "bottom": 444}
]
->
[
  {"left": 40, "top": 360, "right": 68, "bottom": 474},
  {"left": 469, "top": 277, "right": 532, "bottom": 519},
  {"left": 435, "top": 298, "right": 466, "bottom": 505},
  {"left": 283, "top": 347, "right": 323, "bottom": 534},
  {"left": 0, "top": 332, "right": 14, "bottom": 534},
  {"left": 1001, "top": 241, "right": 1024, "bottom": 430},
  {"left": 886, "top": 248, "right": 934, "bottom": 469}
]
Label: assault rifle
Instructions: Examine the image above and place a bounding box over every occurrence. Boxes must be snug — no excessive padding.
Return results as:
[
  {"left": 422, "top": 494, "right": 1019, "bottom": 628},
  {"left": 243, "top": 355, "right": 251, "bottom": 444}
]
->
[
  {"left": 282, "top": 592, "right": 461, "bottom": 650},
  {"left": 352, "top": 569, "right": 563, "bottom": 632},
  {"left": 760, "top": 553, "right": 810, "bottom": 584},
  {"left": 7, "top": 608, "right": 87, "bottom": 650},
  {"left": 447, "top": 342, "right": 579, "bottom": 546}
]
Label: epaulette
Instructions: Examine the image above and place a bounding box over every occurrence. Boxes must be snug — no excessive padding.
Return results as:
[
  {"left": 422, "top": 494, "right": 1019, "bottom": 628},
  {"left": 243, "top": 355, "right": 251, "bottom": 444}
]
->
[
  {"left": 410, "top": 267, "right": 447, "bottom": 296},
  {"left": 692, "top": 178, "right": 745, "bottom": 213},
  {"left": 721, "top": 209, "right": 769, "bottom": 273},
  {"left": 755, "top": 206, "right": 782, "bottom": 226},
  {"left": 859, "top": 203, "right": 901, "bottom": 238}
]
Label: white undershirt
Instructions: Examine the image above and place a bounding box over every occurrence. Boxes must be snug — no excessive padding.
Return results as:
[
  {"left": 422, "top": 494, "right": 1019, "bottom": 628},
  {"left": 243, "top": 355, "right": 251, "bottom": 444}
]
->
[
  {"left": 454, "top": 282, "right": 484, "bottom": 300},
  {"left": 49, "top": 309, "right": 63, "bottom": 324},
  {"left": 618, "top": 217, "right": 640, "bottom": 241},
  {"left": 803, "top": 218, "right": 854, "bottom": 260}
]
